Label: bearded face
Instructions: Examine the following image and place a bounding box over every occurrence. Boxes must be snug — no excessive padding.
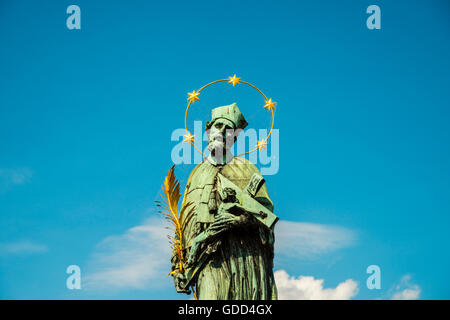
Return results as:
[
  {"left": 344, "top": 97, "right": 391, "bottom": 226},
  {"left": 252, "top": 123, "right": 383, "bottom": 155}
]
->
[{"left": 207, "top": 119, "right": 237, "bottom": 158}]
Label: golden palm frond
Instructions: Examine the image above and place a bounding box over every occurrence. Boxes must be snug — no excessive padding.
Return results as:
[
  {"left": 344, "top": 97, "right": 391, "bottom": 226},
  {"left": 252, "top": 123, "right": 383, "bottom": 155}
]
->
[{"left": 155, "top": 165, "right": 194, "bottom": 275}]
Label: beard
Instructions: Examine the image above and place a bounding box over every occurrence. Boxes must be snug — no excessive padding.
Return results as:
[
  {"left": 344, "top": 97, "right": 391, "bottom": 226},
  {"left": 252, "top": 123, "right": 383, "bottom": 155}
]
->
[
  {"left": 207, "top": 132, "right": 234, "bottom": 157},
  {"left": 208, "top": 133, "right": 225, "bottom": 156}
]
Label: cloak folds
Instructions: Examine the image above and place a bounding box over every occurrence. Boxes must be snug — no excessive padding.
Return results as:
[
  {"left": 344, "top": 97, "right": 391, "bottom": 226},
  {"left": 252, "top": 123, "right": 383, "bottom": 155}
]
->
[{"left": 171, "top": 157, "right": 278, "bottom": 300}]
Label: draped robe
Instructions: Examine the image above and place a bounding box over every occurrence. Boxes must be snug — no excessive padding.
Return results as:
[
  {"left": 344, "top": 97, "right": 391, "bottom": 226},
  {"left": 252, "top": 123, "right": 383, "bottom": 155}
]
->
[{"left": 171, "top": 156, "right": 278, "bottom": 300}]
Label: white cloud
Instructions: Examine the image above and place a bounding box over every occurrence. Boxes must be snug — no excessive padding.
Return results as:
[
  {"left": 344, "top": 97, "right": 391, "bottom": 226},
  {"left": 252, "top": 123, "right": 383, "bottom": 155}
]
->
[
  {"left": 0, "top": 167, "right": 33, "bottom": 193},
  {"left": 274, "top": 269, "right": 358, "bottom": 300},
  {"left": 275, "top": 220, "right": 355, "bottom": 259},
  {"left": 0, "top": 240, "right": 48, "bottom": 255},
  {"left": 84, "top": 217, "right": 356, "bottom": 293},
  {"left": 391, "top": 275, "right": 421, "bottom": 300},
  {"left": 84, "top": 217, "right": 172, "bottom": 291}
]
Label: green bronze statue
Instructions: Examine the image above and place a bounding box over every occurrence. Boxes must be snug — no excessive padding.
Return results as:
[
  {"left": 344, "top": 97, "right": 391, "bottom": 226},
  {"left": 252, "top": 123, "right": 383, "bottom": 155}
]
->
[{"left": 171, "top": 103, "right": 279, "bottom": 300}]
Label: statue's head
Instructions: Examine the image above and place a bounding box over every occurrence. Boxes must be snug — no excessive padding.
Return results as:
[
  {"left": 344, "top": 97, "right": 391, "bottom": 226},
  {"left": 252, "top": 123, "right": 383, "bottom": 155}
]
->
[{"left": 206, "top": 103, "right": 248, "bottom": 159}]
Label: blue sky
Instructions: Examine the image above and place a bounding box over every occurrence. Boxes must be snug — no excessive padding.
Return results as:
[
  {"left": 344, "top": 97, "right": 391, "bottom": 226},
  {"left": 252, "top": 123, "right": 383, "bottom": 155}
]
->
[{"left": 0, "top": 0, "right": 449, "bottom": 299}]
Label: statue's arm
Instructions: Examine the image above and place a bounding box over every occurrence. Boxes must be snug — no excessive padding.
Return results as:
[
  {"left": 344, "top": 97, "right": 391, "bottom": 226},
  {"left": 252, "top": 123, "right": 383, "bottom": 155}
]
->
[
  {"left": 253, "top": 182, "right": 276, "bottom": 246},
  {"left": 254, "top": 182, "right": 274, "bottom": 212}
]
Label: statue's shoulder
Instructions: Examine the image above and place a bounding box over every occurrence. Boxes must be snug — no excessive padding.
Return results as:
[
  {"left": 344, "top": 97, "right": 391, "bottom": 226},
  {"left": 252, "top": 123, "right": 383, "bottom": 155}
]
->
[
  {"left": 232, "top": 156, "right": 259, "bottom": 170},
  {"left": 222, "top": 156, "right": 261, "bottom": 179},
  {"left": 187, "top": 161, "right": 205, "bottom": 181},
  {"left": 186, "top": 160, "right": 216, "bottom": 184}
]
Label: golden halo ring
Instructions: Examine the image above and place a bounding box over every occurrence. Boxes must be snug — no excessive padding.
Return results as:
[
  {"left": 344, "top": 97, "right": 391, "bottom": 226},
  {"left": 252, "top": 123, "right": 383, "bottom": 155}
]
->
[{"left": 184, "top": 75, "right": 276, "bottom": 159}]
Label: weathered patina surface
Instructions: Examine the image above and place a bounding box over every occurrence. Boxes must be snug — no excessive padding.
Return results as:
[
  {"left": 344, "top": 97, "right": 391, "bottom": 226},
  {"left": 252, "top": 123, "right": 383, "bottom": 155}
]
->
[{"left": 171, "top": 103, "right": 278, "bottom": 300}]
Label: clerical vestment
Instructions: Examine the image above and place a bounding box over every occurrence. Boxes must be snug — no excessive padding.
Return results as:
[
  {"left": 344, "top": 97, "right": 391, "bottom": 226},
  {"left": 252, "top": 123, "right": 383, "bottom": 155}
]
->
[{"left": 172, "top": 156, "right": 278, "bottom": 300}]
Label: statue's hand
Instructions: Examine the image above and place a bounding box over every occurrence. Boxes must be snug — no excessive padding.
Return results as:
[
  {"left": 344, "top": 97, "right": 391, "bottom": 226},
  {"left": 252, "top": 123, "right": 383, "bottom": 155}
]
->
[
  {"left": 209, "top": 203, "right": 247, "bottom": 232},
  {"left": 185, "top": 241, "right": 200, "bottom": 269},
  {"left": 185, "top": 203, "right": 248, "bottom": 269},
  {"left": 173, "top": 272, "right": 191, "bottom": 294}
]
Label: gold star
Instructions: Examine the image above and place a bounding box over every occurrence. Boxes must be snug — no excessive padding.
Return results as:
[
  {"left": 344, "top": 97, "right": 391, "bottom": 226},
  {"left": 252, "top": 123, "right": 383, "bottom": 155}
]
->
[
  {"left": 264, "top": 98, "right": 276, "bottom": 111},
  {"left": 183, "top": 131, "right": 195, "bottom": 144},
  {"left": 187, "top": 90, "right": 200, "bottom": 104},
  {"left": 227, "top": 74, "right": 241, "bottom": 87},
  {"left": 256, "top": 140, "right": 268, "bottom": 151}
]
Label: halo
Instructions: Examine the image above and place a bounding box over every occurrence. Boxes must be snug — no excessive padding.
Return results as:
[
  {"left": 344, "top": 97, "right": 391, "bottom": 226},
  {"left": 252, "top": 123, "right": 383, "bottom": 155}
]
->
[{"left": 183, "top": 75, "right": 277, "bottom": 159}]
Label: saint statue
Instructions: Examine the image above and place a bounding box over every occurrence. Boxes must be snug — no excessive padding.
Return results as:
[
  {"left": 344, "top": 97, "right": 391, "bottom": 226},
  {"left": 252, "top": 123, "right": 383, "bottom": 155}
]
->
[{"left": 171, "top": 102, "right": 278, "bottom": 300}]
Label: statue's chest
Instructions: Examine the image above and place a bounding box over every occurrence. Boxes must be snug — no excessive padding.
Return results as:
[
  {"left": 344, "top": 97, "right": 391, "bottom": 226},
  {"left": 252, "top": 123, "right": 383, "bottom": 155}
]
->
[
  {"left": 186, "top": 164, "right": 220, "bottom": 223},
  {"left": 186, "top": 163, "right": 252, "bottom": 223}
]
